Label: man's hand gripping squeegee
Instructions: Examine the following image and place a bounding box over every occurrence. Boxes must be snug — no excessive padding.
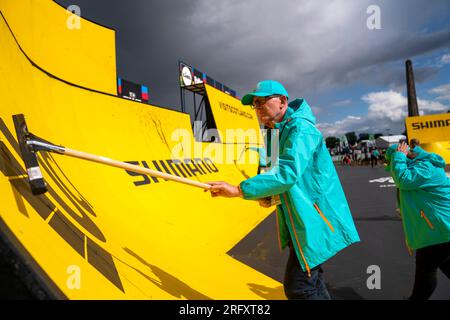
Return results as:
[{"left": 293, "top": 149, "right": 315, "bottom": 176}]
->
[{"left": 12, "top": 114, "right": 212, "bottom": 195}]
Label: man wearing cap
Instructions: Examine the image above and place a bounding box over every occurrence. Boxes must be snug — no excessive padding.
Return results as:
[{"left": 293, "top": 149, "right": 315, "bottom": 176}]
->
[
  {"left": 207, "top": 80, "right": 360, "bottom": 300},
  {"left": 385, "top": 142, "right": 450, "bottom": 300}
]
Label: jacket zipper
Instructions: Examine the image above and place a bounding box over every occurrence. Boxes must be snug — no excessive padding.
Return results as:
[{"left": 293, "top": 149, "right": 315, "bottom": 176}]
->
[
  {"left": 420, "top": 210, "right": 434, "bottom": 229},
  {"left": 313, "top": 203, "right": 335, "bottom": 232},
  {"left": 275, "top": 209, "right": 283, "bottom": 252},
  {"left": 282, "top": 194, "right": 311, "bottom": 277},
  {"left": 405, "top": 238, "right": 413, "bottom": 257}
]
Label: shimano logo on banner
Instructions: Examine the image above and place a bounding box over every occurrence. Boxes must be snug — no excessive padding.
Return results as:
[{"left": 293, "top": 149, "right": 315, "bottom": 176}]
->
[{"left": 411, "top": 119, "right": 450, "bottom": 130}]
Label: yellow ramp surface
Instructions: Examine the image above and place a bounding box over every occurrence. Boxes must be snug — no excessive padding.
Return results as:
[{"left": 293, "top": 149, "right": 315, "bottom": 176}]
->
[
  {"left": 0, "top": 0, "right": 284, "bottom": 299},
  {"left": 405, "top": 113, "right": 450, "bottom": 164},
  {"left": 205, "top": 84, "right": 263, "bottom": 144}
]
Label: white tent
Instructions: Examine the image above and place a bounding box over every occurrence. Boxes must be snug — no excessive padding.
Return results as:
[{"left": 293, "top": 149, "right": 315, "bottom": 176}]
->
[
  {"left": 338, "top": 134, "right": 349, "bottom": 148},
  {"left": 357, "top": 139, "right": 376, "bottom": 150},
  {"left": 375, "top": 135, "right": 406, "bottom": 149}
]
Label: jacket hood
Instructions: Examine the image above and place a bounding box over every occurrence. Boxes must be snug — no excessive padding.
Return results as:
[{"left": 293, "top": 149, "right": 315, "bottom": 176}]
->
[
  {"left": 384, "top": 144, "right": 397, "bottom": 171},
  {"left": 385, "top": 144, "right": 446, "bottom": 170},
  {"left": 287, "top": 99, "right": 316, "bottom": 125},
  {"left": 411, "top": 146, "right": 446, "bottom": 168}
]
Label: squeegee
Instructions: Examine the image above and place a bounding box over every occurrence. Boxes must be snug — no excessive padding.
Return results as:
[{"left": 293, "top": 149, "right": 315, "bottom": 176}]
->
[{"left": 12, "top": 114, "right": 211, "bottom": 195}]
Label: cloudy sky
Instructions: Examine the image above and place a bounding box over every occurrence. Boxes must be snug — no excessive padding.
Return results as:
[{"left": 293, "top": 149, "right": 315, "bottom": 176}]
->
[{"left": 55, "top": 0, "right": 450, "bottom": 137}]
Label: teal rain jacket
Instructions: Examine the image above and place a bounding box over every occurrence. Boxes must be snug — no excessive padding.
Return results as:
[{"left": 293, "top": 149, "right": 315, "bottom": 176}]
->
[
  {"left": 240, "top": 99, "right": 360, "bottom": 275},
  {"left": 386, "top": 145, "right": 450, "bottom": 250}
]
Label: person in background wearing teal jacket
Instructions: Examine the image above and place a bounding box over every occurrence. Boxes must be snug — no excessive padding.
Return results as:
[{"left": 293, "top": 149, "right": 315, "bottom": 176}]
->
[
  {"left": 385, "top": 142, "right": 450, "bottom": 300},
  {"left": 371, "top": 148, "right": 380, "bottom": 168},
  {"left": 207, "top": 80, "right": 360, "bottom": 300}
]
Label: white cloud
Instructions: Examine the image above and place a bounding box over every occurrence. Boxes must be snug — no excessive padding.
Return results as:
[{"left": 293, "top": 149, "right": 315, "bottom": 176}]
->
[
  {"left": 317, "top": 90, "right": 448, "bottom": 137},
  {"left": 363, "top": 90, "right": 407, "bottom": 122},
  {"left": 316, "top": 115, "right": 362, "bottom": 137},
  {"left": 418, "top": 98, "right": 449, "bottom": 111},
  {"left": 429, "top": 83, "right": 450, "bottom": 101},
  {"left": 441, "top": 54, "right": 450, "bottom": 64}
]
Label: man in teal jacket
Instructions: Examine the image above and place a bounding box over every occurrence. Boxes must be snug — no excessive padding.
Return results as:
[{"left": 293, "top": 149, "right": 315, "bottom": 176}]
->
[
  {"left": 208, "top": 80, "right": 360, "bottom": 300},
  {"left": 385, "top": 142, "right": 450, "bottom": 300}
]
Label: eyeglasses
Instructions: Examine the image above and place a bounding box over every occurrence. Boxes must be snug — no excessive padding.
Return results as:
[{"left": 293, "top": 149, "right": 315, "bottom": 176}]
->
[{"left": 251, "top": 95, "right": 281, "bottom": 110}]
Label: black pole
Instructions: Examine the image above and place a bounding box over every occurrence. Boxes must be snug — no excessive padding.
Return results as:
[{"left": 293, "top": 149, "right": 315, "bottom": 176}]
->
[
  {"left": 406, "top": 60, "right": 419, "bottom": 117},
  {"left": 180, "top": 87, "right": 185, "bottom": 113}
]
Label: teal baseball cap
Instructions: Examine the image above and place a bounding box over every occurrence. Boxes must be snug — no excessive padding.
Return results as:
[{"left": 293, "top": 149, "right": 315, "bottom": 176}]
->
[{"left": 241, "top": 80, "right": 289, "bottom": 106}]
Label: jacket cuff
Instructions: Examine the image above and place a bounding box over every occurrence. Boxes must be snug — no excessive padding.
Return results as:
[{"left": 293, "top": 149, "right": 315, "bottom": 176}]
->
[
  {"left": 392, "top": 151, "right": 407, "bottom": 162},
  {"left": 239, "top": 180, "right": 254, "bottom": 200}
]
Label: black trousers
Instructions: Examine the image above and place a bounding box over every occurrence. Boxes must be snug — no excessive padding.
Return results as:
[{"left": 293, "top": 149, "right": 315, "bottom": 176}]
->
[
  {"left": 409, "top": 241, "right": 450, "bottom": 300},
  {"left": 283, "top": 245, "right": 331, "bottom": 300},
  {"left": 371, "top": 156, "right": 377, "bottom": 168}
]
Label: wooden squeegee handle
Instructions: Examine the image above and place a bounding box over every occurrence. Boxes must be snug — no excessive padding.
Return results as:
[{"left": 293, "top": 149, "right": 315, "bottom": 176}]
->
[{"left": 63, "top": 148, "right": 212, "bottom": 190}]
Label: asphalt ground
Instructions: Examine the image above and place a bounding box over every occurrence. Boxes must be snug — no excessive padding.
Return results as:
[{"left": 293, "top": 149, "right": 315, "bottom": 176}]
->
[
  {"left": 229, "top": 164, "right": 450, "bottom": 300},
  {"left": 0, "top": 232, "right": 40, "bottom": 299}
]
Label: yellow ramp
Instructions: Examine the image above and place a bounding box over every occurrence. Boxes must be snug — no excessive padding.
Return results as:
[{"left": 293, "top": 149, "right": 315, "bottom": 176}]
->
[
  {"left": 405, "top": 113, "right": 450, "bottom": 164},
  {"left": 0, "top": 0, "right": 284, "bottom": 299},
  {"left": 0, "top": 0, "right": 116, "bottom": 94}
]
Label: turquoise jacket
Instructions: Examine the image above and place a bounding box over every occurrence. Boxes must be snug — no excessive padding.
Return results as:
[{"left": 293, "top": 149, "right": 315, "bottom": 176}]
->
[
  {"left": 388, "top": 146, "right": 450, "bottom": 250},
  {"left": 372, "top": 150, "right": 380, "bottom": 158},
  {"left": 240, "top": 99, "right": 360, "bottom": 275}
]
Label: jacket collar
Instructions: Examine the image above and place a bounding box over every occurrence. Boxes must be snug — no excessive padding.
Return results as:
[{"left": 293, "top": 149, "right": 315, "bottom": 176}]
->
[{"left": 274, "top": 106, "right": 294, "bottom": 129}]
